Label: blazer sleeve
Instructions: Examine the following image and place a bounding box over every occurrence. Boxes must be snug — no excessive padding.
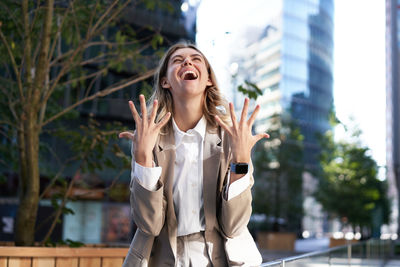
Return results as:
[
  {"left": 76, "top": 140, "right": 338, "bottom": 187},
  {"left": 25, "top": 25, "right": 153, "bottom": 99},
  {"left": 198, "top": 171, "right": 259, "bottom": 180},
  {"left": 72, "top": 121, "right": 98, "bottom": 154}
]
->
[
  {"left": 219, "top": 160, "right": 254, "bottom": 238},
  {"left": 129, "top": 141, "right": 166, "bottom": 236}
]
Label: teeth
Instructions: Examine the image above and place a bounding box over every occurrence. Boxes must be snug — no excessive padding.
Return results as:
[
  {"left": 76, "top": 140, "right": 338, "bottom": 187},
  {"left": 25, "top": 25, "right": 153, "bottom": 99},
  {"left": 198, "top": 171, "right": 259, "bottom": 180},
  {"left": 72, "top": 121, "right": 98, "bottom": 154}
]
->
[{"left": 181, "top": 71, "right": 198, "bottom": 79}]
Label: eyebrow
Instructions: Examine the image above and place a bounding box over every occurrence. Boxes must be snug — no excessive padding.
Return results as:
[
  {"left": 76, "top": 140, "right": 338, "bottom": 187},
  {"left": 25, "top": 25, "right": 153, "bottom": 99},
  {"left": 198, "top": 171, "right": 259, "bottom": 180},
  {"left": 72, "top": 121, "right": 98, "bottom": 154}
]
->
[{"left": 170, "top": 53, "right": 203, "bottom": 61}]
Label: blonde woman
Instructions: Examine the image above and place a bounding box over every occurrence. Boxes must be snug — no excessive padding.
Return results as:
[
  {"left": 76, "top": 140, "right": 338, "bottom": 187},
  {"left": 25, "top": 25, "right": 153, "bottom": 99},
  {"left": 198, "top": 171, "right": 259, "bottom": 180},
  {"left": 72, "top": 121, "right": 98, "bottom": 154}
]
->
[{"left": 119, "top": 42, "right": 268, "bottom": 266}]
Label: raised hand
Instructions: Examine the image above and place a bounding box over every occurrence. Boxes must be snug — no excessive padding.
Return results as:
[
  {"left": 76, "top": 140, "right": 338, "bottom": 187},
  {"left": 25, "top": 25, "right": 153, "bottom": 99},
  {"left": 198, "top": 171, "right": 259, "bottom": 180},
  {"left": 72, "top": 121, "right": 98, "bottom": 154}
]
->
[
  {"left": 214, "top": 98, "right": 269, "bottom": 178},
  {"left": 119, "top": 94, "right": 171, "bottom": 167}
]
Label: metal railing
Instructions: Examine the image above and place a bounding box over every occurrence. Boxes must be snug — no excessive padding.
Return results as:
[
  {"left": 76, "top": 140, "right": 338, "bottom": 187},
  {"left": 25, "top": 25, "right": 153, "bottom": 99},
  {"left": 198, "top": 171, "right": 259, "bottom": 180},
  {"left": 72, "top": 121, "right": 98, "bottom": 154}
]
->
[{"left": 260, "top": 239, "right": 393, "bottom": 266}]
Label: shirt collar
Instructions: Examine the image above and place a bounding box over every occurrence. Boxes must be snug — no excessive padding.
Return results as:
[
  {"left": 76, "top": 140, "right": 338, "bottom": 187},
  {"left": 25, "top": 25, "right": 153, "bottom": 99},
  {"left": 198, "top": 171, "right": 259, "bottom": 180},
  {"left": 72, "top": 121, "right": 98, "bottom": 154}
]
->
[{"left": 172, "top": 116, "right": 207, "bottom": 147}]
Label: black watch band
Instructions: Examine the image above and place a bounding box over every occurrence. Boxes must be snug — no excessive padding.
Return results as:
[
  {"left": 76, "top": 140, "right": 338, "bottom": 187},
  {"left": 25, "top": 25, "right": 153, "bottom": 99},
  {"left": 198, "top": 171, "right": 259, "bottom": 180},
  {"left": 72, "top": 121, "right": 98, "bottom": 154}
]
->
[{"left": 230, "top": 162, "right": 249, "bottom": 174}]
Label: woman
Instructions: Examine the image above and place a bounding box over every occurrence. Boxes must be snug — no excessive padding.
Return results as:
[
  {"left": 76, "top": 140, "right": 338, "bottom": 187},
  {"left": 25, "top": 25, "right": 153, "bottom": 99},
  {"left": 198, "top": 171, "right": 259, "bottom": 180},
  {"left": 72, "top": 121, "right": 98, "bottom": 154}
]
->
[{"left": 119, "top": 42, "right": 268, "bottom": 266}]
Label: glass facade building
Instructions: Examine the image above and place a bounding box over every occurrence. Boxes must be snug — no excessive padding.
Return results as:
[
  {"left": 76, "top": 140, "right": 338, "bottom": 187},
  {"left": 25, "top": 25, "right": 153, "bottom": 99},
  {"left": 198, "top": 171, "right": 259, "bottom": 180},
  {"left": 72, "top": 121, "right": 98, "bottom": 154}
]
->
[
  {"left": 234, "top": 0, "right": 334, "bottom": 168},
  {"left": 386, "top": 0, "right": 400, "bottom": 235}
]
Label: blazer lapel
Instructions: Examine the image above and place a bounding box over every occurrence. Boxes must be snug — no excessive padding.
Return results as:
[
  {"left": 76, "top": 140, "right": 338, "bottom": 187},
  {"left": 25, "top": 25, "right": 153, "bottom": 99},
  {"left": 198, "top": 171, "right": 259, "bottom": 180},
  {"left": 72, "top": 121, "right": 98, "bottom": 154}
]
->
[
  {"left": 154, "top": 132, "right": 178, "bottom": 257},
  {"left": 203, "top": 125, "right": 223, "bottom": 230}
]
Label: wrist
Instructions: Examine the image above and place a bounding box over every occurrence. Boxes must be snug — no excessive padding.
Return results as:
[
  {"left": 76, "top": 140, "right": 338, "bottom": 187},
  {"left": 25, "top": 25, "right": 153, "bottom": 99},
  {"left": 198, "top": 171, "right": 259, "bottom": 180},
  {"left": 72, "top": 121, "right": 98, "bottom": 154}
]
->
[
  {"left": 232, "top": 154, "right": 250, "bottom": 163},
  {"left": 135, "top": 151, "right": 153, "bottom": 167}
]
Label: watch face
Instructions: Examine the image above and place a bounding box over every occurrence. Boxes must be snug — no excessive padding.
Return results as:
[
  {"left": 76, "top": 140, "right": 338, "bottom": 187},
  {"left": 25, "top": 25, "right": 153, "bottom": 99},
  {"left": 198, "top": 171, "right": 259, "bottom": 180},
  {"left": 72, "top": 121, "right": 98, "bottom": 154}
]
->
[{"left": 235, "top": 163, "right": 248, "bottom": 174}]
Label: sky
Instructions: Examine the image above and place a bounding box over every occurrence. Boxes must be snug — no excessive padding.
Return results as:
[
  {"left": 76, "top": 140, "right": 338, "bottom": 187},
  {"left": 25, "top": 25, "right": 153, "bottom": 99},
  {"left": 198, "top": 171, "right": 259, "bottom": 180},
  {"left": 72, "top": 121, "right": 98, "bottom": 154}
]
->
[{"left": 196, "top": 0, "right": 386, "bottom": 168}]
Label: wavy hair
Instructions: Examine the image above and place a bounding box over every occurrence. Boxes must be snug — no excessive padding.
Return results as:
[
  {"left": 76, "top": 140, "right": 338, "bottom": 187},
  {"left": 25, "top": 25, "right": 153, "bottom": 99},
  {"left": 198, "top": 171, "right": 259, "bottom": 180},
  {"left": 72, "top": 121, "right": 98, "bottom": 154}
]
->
[{"left": 149, "top": 42, "right": 230, "bottom": 134}]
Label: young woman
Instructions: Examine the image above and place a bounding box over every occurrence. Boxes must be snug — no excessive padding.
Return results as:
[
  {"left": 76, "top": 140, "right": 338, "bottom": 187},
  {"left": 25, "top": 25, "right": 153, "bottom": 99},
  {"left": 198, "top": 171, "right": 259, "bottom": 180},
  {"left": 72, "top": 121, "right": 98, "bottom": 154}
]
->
[{"left": 119, "top": 42, "right": 268, "bottom": 266}]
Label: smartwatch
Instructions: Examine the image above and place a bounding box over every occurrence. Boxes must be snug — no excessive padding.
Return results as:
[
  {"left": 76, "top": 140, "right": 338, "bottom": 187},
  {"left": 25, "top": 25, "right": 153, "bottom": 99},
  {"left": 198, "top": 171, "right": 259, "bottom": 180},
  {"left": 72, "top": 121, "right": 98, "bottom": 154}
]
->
[{"left": 230, "top": 162, "right": 249, "bottom": 174}]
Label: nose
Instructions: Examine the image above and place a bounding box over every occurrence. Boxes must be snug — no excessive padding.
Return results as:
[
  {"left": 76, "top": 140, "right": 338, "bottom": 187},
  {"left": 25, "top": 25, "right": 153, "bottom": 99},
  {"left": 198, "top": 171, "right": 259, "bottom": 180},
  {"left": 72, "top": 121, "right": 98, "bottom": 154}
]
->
[{"left": 182, "top": 57, "right": 193, "bottom": 66}]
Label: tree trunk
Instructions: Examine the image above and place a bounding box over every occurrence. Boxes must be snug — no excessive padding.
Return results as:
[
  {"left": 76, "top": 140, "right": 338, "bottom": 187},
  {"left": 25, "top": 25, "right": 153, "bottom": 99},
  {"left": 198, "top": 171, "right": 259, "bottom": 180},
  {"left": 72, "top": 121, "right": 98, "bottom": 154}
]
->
[{"left": 15, "top": 113, "right": 40, "bottom": 246}]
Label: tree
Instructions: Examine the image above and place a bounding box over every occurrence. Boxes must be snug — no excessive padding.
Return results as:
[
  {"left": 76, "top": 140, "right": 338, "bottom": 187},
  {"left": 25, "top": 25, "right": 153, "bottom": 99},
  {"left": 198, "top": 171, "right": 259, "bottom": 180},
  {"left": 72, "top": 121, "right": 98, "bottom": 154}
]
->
[
  {"left": 0, "top": 0, "right": 167, "bottom": 246},
  {"left": 252, "top": 114, "right": 305, "bottom": 233},
  {"left": 315, "top": 125, "right": 390, "bottom": 236}
]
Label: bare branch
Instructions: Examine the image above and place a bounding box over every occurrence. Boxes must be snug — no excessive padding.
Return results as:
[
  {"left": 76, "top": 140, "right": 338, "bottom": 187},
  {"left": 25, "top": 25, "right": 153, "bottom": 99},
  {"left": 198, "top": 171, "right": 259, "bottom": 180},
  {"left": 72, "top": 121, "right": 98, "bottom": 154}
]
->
[
  {"left": 57, "top": 68, "right": 107, "bottom": 88},
  {"left": 0, "top": 2, "right": 23, "bottom": 37},
  {"left": 30, "top": 0, "right": 43, "bottom": 33},
  {"left": 32, "top": 0, "right": 54, "bottom": 108},
  {"left": 22, "top": 0, "right": 32, "bottom": 100},
  {"left": 0, "top": 128, "right": 14, "bottom": 142},
  {"left": 0, "top": 85, "right": 19, "bottom": 123},
  {"left": 78, "top": 51, "right": 115, "bottom": 66},
  {"left": 84, "top": 72, "right": 102, "bottom": 99},
  {"left": 91, "top": 1, "right": 131, "bottom": 38},
  {"left": 47, "top": 4, "right": 72, "bottom": 63},
  {"left": 88, "top": 0, "right": 101, "bottom": 31},
  {"left": 48, "top": 49, "right": 74, "bottom": 67},
  {"left": 41, "top": 68, "right": 155, "bottom": 127},
  {"left": 0, "top": 27, "right": 24, "bottom": 100},
  {"left": 38, "top": 73, "right": 49, "bottom": 125},
  {"left": 100, "top": 169, "right": 125, "bottom": 198},
  {"left": 69, "top": 0, "right": 82, "bottom": 45},
  {"left": 40, "top": 169, "right": 77, "bottom": 245},
  {"left": 88, "top": 0, "right": 119, "bottom": 38}
]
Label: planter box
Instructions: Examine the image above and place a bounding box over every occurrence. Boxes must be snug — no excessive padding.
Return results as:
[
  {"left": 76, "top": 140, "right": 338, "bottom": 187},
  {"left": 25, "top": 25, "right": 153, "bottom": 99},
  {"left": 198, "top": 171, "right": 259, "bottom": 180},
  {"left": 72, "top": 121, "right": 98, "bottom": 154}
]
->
[
  {"left": 257, "top": 232, "right": 297, "bottom": 251},
  {"left": 0, "top": 246, "right": 128, "bottom": 267}
]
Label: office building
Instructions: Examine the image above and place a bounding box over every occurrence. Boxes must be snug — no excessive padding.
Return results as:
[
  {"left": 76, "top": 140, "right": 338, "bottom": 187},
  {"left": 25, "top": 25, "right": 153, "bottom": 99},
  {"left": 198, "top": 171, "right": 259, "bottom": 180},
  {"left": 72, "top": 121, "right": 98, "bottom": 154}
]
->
[
  {"left": 232, "top": 0, "right": 334, "bottom": 169},
  {"left": 386, "top": 0, "right": 400, "bottom": 235},
  {"left": 229, "top": 0, "right": 334, "bottom": 235}
]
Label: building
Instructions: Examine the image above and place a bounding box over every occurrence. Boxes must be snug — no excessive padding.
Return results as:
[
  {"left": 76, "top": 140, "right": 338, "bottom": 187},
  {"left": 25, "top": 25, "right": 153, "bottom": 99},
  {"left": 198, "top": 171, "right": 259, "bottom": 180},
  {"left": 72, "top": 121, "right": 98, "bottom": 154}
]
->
[
  {"left": 386, "top": 0, "right": 400, "bottom": 236},
  {"left": 233, "top": 0, "right": 334, "bottom": 168},
  {"left": 229, "top": 0, "right": 334, "bottom": 235}
]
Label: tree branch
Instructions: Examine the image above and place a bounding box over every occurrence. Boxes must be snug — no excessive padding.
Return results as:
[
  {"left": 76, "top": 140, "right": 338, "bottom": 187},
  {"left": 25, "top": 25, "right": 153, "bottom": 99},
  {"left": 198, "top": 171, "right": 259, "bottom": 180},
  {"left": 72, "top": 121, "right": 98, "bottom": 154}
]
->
[
  {"left": 0, "top": 25, "right": 24, "bottom": 101},
  {"left": 49, "top": 34, "right": 152, "bottom": 68},
  {"left": 0, "top": 2, "right": 23, "bottom": 37},
  {"left": 41, "top": 68, "right": 155, "bottom": 127},
  {"left": 83, "top": 72, "right": 102, "bottom": 99},
  {"left": 0, "top": 128, "right": 14, "bottom": 142},
  {"left": 22, "top": 0, "right": 32, "bottom": 101},
  {"left": 90, "top": 1, "right": 131, "bottom": 38},
  {"left": 56, "top": 68, "right": 107, "bottom": 88},
  {"left": 40, "top": 170, "right": 77, "bottom": 245},
  {"left": 88, "top": 0, "right": 119, "bottom": 38},
  {"left": 32, "top": 0, "right": 53, "bottom": 112},
  {"left": 87, "top": 0, "right": 101, "bottom": 32},
  {"left": 47, "top": 4, "right": 72, "bottom": 63},
  {"left": 69, "top": 0, "right": 82, "bottom": 45},
  {"left": 39, "top": 164, "right": 67, "bottom": 200}
]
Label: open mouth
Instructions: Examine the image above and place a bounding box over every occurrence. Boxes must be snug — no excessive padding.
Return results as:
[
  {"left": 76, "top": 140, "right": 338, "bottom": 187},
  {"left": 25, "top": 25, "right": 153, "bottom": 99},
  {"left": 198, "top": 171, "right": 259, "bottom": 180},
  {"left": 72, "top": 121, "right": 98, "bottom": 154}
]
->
[{"left": 181, "top": 70, "right": 198, "bottom": 80}]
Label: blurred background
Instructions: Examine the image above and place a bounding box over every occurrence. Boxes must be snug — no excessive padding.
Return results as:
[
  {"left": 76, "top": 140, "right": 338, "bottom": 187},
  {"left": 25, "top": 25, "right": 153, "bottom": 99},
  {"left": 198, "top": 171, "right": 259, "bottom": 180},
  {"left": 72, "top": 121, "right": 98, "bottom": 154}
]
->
[{"left": 0, "top": 0, "right": 397, "bottom": 261}]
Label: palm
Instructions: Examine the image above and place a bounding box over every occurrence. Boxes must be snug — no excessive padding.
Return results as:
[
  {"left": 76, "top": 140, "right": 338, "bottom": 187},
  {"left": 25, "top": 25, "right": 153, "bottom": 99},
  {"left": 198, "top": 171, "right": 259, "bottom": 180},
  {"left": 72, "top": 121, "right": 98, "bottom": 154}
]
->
[{"left": 119, "top": 94, "right": 171, "bottom": 167}]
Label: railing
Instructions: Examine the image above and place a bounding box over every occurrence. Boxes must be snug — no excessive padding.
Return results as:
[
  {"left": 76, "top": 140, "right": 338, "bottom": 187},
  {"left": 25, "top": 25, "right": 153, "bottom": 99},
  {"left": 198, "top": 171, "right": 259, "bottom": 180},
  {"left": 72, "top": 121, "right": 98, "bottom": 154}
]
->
[{"left": 261, "top": 239, "right": 393, "bottom": 266}]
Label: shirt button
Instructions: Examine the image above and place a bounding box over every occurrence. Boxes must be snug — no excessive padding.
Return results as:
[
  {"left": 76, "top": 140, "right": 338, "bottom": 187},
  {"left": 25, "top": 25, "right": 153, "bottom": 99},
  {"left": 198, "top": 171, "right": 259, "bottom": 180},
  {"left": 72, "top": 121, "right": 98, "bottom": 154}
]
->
[{"left": 192, "top": 210, "right": 196, "bottom": 214}]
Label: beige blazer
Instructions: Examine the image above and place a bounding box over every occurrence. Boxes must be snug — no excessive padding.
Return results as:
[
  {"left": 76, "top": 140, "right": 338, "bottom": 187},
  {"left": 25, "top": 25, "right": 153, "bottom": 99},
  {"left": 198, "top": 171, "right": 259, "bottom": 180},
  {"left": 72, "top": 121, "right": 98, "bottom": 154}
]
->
[{"left": 122, "top": 125, "right": 254, "bottom": 267}]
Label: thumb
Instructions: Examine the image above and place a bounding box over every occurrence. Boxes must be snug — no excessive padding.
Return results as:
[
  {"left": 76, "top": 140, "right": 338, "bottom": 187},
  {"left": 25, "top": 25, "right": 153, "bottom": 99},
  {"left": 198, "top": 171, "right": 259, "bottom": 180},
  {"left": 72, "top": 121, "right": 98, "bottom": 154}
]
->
[
  {"left": 254, "top": 132, "right": 269, "bottom": 142},
  {"left": 119, "top": 131, "right": 135, "bottom": 140}
]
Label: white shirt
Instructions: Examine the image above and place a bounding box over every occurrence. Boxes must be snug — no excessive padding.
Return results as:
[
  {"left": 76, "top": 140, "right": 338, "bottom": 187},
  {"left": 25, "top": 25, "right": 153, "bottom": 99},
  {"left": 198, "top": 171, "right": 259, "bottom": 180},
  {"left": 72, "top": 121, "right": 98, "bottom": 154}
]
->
[{"left": 133, "top": 116, "right": 250, "bottom": 236}]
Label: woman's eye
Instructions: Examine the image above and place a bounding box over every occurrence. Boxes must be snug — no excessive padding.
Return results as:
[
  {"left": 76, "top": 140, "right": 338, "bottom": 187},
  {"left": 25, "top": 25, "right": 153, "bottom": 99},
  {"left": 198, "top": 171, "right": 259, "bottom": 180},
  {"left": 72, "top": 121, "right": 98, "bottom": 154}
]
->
[
  {"left": 173, "top": 59, "right": 182, "bottom": 63},
  {"left": 193, "top": 57, "right": 202, "bottom": 61}
]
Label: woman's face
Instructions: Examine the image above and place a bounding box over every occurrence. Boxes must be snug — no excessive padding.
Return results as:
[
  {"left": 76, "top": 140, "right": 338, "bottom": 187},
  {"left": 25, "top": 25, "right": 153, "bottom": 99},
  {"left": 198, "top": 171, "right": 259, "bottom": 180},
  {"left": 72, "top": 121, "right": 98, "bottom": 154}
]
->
[{"left": 161, "top": 47, "right": 212, "bottom": 100}]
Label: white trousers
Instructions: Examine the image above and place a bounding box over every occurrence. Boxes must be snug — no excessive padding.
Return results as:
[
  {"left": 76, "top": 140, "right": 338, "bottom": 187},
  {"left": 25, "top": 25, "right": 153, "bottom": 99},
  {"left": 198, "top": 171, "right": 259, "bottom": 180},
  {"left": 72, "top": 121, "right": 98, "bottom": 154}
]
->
[{"left": 176, "top": 232, "right": 212, "bottom": 267}]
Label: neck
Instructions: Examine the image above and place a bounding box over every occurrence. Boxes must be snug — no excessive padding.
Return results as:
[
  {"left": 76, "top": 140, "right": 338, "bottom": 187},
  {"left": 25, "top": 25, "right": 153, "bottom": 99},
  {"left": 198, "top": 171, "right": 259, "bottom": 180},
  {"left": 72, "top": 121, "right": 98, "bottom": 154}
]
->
[{"left": 173, "top": 96, "right": 204, "bottom": 132}]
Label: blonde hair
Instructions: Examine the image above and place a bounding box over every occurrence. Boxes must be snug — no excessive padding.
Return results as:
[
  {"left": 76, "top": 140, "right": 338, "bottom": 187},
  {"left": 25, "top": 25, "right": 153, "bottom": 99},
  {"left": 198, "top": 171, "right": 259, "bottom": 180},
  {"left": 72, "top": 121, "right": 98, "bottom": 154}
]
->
[{"left": 149, "top": 42, "right": 230, "bottom": 133}]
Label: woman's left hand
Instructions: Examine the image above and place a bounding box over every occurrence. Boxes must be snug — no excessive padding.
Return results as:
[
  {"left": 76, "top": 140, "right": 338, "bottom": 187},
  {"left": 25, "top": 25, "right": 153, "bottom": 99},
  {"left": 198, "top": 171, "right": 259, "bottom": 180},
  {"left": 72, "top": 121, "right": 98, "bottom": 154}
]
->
[{"left": 215, "top": 98, "right": 269, "bottom": 164}]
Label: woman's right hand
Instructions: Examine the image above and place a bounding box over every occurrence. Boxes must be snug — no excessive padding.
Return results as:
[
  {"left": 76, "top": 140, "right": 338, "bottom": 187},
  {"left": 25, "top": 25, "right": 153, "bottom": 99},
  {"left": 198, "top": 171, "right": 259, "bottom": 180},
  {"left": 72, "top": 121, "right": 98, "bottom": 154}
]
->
[{"left": 119, "top": 94, "right": 171, "bottom": 167}]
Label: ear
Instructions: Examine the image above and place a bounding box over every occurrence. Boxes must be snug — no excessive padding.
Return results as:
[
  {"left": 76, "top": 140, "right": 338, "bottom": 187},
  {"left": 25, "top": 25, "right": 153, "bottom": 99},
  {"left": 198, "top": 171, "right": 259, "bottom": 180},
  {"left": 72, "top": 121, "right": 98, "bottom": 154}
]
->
[
  {"left": 161, "top": 77, "right": 171, "bottom": 89},
  {"left": 206, "top": 77, "right": 213, "bottom": 87}
]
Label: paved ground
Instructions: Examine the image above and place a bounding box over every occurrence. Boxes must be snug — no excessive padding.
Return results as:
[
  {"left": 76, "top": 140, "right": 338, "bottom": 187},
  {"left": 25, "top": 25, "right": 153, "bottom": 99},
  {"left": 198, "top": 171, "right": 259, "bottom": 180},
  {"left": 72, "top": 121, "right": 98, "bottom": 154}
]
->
[
  {"left": 260, "top": 238, "right": 330, "bottom": 262},
  {"left": 259, "top": 238, "right": 400, "bottom": 266}
]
